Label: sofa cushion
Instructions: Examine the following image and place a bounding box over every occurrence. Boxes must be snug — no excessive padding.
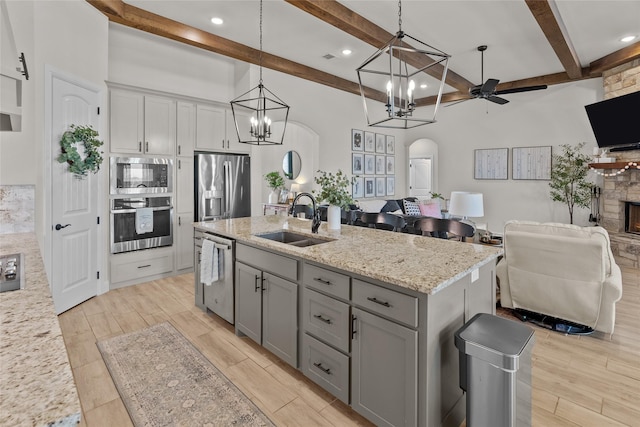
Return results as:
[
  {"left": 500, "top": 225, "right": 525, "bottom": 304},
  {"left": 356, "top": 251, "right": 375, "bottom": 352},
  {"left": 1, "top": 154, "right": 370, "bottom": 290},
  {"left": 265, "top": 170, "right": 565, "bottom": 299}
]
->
[
  {"left": 418, "top": 203, "right": 442, "bottom": 218},
  {"left": 403, "top": 199, "right": 421, "bottom": 216},
  {"left": 358, "top": 199, "right": 387, "bottom": 213},
  {"left": 381, "top": 200, "right": 402, "bottom": 213}
]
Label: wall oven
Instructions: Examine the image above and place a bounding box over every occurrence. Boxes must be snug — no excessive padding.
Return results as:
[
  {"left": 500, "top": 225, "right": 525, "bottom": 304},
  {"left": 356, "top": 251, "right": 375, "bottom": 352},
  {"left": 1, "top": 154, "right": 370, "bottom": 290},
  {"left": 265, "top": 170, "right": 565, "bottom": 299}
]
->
[
  {"left": 110, "top": 196, "right": 173, "bottom": 254},
  {"left": 110, "top": 157, "right": 173, "bottom": 195}
]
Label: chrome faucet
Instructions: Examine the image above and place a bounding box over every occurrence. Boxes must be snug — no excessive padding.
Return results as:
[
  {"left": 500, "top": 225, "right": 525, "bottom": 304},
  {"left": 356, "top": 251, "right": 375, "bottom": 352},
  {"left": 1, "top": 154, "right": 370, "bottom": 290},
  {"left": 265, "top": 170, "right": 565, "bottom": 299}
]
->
[{"left": 289, "top": 192, "right": 321, "bottom": 234}]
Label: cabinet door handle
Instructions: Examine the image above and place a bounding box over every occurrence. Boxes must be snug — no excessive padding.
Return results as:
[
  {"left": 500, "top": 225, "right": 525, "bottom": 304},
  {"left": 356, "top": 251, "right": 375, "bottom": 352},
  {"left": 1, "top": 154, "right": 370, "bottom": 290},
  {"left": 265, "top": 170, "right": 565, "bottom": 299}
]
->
[
  {"left": 313, "top": 314, "right": 332, "bottom": 325},
  {"left": 145, "top": 141, "right": 149, "bottom": 152},
  {"left": 351, "top": 315, "right": 357, "bottom": 338},
  {"left": 261, "top": 277, "right": 267, "bottom": 292},
  {"left": 222, "top": 139, "right": 225, "bottom": 148},
  {"left": 254, "top": 275, "right": 260, "bottom": 292},
  {"left": 313, "top": 362, "right": 332, "bottom": 375},
  {"left": 367, "top": 297, "right": 391, "bottom": 308},
  {"left": 178, "top": 145, "right": 181, "bottom": 155},
  {"left": 313, "top": 277, "right": 332, "bottom": 286},
  {"left": 138, "top": 141, "right": 142, "bottom": 152},
  {"left": 137, "top": 264, "right": 151, "bottom": 269},
  {"left": 178, "top": 159, "right": 181, "bottom": 169},
  {"left": 178, "top": 216, "right": 181, "bottom": 226}
]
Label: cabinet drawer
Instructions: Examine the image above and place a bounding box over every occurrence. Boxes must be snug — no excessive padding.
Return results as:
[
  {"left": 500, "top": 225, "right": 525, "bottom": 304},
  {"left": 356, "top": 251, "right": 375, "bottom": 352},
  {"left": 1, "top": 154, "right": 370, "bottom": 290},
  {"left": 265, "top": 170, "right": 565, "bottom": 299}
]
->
[
  {"left": 301, "top": 333, "right": 349, "bottom": 404},
  {"left": 236, "top": 244, "right": 297, "bottom": 281},
  {"left": 303, "top": 288, "right": 350, "bottom": 353},
  {"left": 110, "top": 251, "right": 174, "bottom": 284},
  {"left": 352, "top": 279, "right": 418, "bottom": 327},
  {"left": 303, "top": 263, "right": 350, "bottom": 300}
]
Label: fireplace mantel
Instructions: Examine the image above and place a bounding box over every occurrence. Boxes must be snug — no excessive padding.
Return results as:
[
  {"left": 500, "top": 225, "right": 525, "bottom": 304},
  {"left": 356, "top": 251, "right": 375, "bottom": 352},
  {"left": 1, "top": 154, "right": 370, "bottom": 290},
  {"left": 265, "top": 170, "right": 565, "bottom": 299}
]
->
[{"left": 588, "top": 161, "right": 640, "bottom": 169}]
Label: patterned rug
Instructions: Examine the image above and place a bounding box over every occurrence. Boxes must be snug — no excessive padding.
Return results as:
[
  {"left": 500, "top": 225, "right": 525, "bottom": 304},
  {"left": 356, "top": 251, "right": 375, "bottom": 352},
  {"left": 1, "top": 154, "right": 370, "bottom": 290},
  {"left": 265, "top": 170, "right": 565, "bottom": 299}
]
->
[{"left": 97, "top": 322, "right": 275, "bottom": 427}]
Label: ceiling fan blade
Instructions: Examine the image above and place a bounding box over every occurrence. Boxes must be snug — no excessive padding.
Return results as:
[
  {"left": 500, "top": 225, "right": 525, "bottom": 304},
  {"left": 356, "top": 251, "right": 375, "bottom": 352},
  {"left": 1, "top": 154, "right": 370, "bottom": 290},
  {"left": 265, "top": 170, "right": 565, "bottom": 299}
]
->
[
  {"left": 480, "top": 78, "right": 500, "bottom": 94},
  {"left": 495, "top": 85, "right": 548, "bottom": 95},
  {"left": 487, "top": 95, "right": 509, "bottom": 105}
]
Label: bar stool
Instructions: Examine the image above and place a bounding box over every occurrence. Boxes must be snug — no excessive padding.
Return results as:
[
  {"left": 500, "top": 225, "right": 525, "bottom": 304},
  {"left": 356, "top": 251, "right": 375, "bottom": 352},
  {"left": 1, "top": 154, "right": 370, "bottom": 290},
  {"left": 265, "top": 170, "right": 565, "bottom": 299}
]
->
[{"left": 358, "top": 212, "right": 405, "bottom": 232}]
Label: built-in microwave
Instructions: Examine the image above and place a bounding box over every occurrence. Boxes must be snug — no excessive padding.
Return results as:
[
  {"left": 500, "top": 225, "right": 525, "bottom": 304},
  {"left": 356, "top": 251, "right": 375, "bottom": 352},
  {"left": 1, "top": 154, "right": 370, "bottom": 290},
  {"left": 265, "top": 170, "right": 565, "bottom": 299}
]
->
[{"left": 110, "top": 157, "right": 173, "bottom": 195}]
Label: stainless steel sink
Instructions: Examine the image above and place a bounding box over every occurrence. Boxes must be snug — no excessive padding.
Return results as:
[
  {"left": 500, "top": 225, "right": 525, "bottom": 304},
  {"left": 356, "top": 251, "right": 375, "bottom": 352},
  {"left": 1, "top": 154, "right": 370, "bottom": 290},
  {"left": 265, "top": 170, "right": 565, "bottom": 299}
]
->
[{"left": 255, "top": 231, "right": 334, "bottom": 247}]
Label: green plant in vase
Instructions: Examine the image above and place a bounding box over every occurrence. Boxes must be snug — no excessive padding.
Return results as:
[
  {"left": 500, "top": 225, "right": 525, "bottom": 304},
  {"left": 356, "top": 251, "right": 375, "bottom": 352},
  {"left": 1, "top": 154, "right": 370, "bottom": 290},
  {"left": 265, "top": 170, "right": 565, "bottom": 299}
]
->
[
  {"left": 264, "top": 171, "right": 285, "bottom": 203},
  {"left": 314, "top": 170, "right": 354, "bottom": 230}
]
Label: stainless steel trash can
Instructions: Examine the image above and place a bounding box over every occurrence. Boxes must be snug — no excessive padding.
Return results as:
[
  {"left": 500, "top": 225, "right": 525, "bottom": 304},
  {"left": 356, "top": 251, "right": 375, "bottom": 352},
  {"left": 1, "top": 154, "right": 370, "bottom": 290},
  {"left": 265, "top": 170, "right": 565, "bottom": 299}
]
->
[{"left": 454, "top": 313, "right": 535, "bottom": 427}]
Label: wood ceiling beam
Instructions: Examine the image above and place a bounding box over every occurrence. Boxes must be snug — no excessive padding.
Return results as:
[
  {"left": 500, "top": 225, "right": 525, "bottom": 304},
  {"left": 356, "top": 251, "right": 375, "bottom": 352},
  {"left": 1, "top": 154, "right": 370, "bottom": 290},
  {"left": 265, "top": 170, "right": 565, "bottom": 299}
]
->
[
  {"left": 87, "top": 0, "right": 387, "bottom": 103},
  {"left": 589, "top": 41, "right": 640, "bottom": 75},
  {"left": 284, "top": 0, "right": 475, "bottom": 93},
  {"left": 525, "top": 0, "right": 583, "bottom": 79}
]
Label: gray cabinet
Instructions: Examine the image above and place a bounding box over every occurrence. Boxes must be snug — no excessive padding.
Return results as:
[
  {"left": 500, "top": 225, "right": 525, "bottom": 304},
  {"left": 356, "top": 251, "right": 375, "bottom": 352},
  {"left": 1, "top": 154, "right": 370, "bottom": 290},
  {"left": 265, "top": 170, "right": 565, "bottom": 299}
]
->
[
  {"left": 235, "top": 249, "right": 298, "bottom": 368},
  {"left": 351, "top": 307, "right": 418, "bottom": 427}
]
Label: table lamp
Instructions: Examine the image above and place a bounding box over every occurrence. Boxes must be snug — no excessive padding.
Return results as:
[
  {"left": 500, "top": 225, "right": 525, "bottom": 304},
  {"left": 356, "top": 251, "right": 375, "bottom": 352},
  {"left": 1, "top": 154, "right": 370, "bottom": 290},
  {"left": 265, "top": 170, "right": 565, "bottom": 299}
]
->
[{"left": 449, "top": 191, "right": 484, "bottom": 223}]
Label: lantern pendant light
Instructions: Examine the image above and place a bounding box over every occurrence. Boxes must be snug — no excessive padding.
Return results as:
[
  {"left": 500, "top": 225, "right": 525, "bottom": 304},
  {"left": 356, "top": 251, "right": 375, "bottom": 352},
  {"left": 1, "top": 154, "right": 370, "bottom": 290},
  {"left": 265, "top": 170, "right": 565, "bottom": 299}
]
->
[
  {"left": 230, "top": 0, "right": 289, "bottom": 145},
  {"left": 356, "top": 0, "right": 450, "bottom": 129}
]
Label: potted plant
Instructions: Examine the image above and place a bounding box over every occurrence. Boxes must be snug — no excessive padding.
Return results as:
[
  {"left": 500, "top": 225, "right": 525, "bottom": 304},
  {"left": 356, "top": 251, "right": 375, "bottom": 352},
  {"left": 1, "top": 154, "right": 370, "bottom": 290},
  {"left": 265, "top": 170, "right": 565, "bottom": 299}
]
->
[
  {"left": 314, "top": 169, "right": 354, "bottom": 230},
  {"left": 264, "top": 171, "right": 285, "bottom": 203},
  {"left": 549, "top": 142, "right": 593, "bottom": 224}
]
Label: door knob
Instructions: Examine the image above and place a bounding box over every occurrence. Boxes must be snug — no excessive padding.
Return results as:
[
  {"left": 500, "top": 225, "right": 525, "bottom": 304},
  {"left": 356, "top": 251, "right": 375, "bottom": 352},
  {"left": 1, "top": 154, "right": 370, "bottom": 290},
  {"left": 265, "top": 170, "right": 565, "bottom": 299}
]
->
[{"left": 55, "top": 223, "right": 71, "bottom": 231}]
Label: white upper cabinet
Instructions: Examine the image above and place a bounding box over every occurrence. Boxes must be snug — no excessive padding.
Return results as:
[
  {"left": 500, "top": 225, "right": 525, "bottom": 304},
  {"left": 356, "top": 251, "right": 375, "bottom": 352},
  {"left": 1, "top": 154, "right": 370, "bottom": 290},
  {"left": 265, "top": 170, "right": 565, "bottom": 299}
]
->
[
  {"left": 110, "top": 90, "right": 175, "bottom": 155},
  {"left": 176, "top": 101, "right": 196, "bottom": 157},
  {"left": 196, "top": 104, "right": 250, "bottom": 154}
]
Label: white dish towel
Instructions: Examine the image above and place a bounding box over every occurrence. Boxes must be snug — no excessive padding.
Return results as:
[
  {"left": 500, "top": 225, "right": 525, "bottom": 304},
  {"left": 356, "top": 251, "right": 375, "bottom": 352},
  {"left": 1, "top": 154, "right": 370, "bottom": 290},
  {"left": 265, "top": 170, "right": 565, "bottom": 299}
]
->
[
  {"left": 200, "top": 239, "right": 220, "bottom": 285},
  {"left": 135, "top": 208, "right": 154, "bottom": 234}
]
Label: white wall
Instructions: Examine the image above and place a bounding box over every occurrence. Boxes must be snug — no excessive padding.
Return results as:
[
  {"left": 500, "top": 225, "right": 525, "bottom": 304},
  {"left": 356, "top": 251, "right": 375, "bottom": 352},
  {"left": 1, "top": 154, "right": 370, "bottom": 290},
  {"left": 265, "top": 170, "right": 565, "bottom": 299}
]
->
[{"left": 407, "top": 79, "right": 603, "bottom": 231}]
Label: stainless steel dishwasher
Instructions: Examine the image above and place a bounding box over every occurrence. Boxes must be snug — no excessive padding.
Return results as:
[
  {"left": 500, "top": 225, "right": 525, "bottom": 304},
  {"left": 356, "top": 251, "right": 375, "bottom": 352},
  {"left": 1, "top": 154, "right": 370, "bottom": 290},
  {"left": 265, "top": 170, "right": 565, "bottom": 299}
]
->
[{"left": 194, "top": 231, "right": 235, "bottom": 324}]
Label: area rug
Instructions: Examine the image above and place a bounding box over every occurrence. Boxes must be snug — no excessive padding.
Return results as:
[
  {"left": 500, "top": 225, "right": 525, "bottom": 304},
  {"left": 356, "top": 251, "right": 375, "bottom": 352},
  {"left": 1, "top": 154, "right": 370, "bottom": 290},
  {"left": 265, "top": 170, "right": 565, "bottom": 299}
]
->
[{"left": 97, "top": 322, "right": 275, "bottom": 427}]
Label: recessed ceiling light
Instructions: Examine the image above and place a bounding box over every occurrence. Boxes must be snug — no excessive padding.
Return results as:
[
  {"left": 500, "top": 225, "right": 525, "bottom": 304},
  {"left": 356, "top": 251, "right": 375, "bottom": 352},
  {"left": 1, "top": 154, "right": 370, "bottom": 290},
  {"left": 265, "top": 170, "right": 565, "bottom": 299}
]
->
[
  {"left": 211, "top": 17, "right": 224, "bottom": 25},
  {"left": 620, "top": 35, "right": 636, "bottom": 43},
  {"left": 420, "top": 84, "right": 428, "bottom": 89},
  {"left": 342, "top": 49, "right": 352, "bottom": 56}
]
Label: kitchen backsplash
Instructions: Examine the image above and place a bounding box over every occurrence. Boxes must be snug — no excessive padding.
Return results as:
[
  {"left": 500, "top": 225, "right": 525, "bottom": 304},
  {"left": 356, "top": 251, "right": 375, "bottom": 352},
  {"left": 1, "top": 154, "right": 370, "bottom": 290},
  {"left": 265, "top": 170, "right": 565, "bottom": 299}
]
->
[{"left": 0, "top": 185, "right": 35, "bottom": 234}]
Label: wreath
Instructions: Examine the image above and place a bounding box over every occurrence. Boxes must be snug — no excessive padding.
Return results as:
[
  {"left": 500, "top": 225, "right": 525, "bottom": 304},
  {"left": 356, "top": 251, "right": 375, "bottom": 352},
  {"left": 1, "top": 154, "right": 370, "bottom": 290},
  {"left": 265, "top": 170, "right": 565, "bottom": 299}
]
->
[{"left": 57, "top": 124, "right": 104, "bottom": 176}]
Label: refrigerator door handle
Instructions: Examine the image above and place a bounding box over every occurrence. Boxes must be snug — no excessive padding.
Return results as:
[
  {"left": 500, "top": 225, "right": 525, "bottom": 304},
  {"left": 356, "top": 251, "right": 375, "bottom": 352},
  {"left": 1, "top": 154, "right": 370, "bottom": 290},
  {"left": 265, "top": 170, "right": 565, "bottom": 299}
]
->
[{"left": 224, "top": 161, "right": 231, "bottom": 217}]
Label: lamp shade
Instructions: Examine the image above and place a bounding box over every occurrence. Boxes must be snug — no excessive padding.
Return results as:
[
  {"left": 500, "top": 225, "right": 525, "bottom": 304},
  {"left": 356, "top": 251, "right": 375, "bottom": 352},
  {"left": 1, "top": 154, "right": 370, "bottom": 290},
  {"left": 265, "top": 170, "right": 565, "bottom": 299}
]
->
[{"left": 449, "top": 192, "right": 484, "bottom": 218}]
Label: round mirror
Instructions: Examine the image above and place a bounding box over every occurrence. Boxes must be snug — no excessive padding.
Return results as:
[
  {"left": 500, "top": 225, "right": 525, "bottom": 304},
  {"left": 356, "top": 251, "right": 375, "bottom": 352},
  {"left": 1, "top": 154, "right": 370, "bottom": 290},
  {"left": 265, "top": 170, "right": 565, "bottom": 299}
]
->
[{"left": 282, "top": 150, "right": 302, "bottom": 180}]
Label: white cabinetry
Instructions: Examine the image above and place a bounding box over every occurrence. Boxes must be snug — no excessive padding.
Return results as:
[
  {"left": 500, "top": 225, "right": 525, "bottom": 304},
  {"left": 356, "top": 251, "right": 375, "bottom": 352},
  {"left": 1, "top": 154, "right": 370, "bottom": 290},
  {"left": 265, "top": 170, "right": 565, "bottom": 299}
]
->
[
  {"left": 176, "top": 101, "right": 196, "bottom": 157},
  {"left": 110, "top": 90, "right": 175, "bottom": 155},
  {"left": 175, "top": 157, "right": 194, "bottom": 271},
  {"left": 196, "top": 104, "right": 250, "bottom": 153}
]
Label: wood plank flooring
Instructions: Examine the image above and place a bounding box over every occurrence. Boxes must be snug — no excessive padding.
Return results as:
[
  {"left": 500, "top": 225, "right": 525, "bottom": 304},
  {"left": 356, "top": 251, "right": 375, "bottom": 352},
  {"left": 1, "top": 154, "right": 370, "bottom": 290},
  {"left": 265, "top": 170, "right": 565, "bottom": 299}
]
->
[{"left": 59, "top": 267, "right": 640, "bottom": 426}]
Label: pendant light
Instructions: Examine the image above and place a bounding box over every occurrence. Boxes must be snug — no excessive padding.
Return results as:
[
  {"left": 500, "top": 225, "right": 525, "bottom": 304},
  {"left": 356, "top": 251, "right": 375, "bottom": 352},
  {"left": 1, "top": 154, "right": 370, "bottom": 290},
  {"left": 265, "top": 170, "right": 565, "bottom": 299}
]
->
[
  {"left": 356, "top": 0, "right": 450, "bottom": 129},
  {"left": 230, "top": 0, "right": 289, "bottom": 145}
]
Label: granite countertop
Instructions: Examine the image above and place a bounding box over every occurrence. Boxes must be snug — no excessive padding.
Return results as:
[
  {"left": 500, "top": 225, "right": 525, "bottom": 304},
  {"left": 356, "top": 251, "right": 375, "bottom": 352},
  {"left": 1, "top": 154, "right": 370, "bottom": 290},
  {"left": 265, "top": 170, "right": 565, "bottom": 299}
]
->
[
  {"left": 0, "top": 233, "right": 81, "bottom": 426},
  {"left": 195, "top": 216, "right": 503, "bottom": 295}
]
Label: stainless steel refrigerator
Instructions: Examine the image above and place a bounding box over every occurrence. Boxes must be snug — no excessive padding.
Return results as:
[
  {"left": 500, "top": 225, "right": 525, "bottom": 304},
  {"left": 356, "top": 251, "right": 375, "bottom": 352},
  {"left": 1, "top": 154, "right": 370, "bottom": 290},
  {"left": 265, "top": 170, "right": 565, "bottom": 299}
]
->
[{"left": 195, "top": 152, "right": 251, "bottom": 221}]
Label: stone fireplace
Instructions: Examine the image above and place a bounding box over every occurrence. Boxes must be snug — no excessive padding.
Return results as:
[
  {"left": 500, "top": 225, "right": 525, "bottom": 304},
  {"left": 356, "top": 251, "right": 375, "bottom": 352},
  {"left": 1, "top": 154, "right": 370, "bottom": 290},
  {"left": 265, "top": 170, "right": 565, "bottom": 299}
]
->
[{"left": 596, "top": 58, "right": 640, "bottom": 267}]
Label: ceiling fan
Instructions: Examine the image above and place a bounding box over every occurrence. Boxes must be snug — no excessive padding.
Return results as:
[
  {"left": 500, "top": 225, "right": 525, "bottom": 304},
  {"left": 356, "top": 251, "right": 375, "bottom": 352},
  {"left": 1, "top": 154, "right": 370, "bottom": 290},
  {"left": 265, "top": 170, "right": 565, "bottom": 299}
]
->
[{"left": 451, "top": 45, "right": 548, "bottom": 106}]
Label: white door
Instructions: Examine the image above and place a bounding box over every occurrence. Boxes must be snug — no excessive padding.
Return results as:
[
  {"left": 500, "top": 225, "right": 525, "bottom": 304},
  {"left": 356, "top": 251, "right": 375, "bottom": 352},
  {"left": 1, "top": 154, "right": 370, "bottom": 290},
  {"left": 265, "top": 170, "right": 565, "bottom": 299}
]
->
[
  {"left": 409, "top": 157, "right": 433, "bottom": 197},
  {"left": 51, "top": 76, "right": 100, "bottom": 314}
]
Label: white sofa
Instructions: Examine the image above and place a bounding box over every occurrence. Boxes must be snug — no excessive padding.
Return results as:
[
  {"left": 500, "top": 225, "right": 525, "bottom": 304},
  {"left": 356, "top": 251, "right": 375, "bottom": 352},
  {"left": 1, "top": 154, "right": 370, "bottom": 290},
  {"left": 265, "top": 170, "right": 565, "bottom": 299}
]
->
[{"left": 496, "top": 220, "right": 623, "bottom": 334}]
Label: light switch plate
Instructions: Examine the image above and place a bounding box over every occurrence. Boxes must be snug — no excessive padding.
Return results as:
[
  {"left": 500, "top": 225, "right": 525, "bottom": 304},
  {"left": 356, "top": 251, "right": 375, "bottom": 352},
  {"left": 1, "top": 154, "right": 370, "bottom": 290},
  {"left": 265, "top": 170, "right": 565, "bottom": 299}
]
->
[{"left": 471, "top": 268, "right": 479, "bottom": 282}]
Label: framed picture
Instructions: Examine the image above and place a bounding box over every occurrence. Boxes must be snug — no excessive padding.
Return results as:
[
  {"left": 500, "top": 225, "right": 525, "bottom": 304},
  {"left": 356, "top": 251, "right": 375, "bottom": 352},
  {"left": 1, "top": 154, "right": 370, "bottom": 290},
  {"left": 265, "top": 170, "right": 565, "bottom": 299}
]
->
[
  {"left": 474, "top": 148, "right": 509, "bottom": 180},
  {"left": 386, "top": 156, "right": 395, "bottom": 175},
  {"left": 375, "top": 155, "right": 386, "bottom": 174},
  {"left": 364, "top": 154, "right": 375, "bottom": 175},
  {"left": 375, "top": 133, "right": 386, "bottom": 153},
  {"left": 352, "top": 129, "right": 363, "bottom": 151},
  {"left": 512, "top": 146, "right": 552, "bottom": 180},
  {"left": 352, "top": 176, "right": 364, "bottom": 198},
  {"left": 386, "top": 135, "right": 395, "bottom": 154},
  {"left": 386, "top": 177, "right": 395, "bottom": 196},
  {"left": 352, "top": 153, "right": 364, "bottom": 174},
  {"left": 376, "top": 177, "right": 386, "bottom": 197},
  {"left": 364, "top": 132, "right": 375, "bottom": 152},
  {"left": 364, "top": 177, "right": 375, "bottom": 197}
]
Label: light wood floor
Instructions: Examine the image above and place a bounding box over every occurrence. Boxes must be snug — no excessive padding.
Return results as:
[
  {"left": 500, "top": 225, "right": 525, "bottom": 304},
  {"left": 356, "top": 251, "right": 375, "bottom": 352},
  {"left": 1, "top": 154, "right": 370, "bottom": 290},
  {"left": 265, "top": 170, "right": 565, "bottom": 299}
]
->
[{"left": 59, "top": 267, "right": 640, "bottom": 427}]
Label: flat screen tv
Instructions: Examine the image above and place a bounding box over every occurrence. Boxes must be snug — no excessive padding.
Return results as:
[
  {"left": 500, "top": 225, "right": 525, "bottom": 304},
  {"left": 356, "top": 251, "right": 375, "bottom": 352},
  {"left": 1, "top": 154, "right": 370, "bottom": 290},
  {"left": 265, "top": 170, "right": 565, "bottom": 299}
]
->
[{"left": 585, "top": 90, "right": 640, "bottom": 149}]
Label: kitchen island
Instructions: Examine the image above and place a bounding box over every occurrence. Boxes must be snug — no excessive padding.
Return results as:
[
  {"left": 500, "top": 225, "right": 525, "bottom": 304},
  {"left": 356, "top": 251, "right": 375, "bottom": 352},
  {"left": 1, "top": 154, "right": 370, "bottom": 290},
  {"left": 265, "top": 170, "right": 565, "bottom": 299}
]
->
[
  {"left": 0, "top": 233, "right": 81, "bottom": 426},
  {"left": 195, "top": 216, "right": 503, "bottom": 427}
]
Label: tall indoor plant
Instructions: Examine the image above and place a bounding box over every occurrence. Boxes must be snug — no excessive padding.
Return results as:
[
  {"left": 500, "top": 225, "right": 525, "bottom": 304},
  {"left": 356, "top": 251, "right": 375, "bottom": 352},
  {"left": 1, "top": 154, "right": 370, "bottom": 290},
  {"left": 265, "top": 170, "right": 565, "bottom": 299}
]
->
[
  {"left": 549, "top": 142, "right": 592, "bottom": 224},
  {"left": 264, "top": 171, "right": 285, "bottom": 203},
  {"left": 314, "top": 169, "right": 354, "bottom": 230}
]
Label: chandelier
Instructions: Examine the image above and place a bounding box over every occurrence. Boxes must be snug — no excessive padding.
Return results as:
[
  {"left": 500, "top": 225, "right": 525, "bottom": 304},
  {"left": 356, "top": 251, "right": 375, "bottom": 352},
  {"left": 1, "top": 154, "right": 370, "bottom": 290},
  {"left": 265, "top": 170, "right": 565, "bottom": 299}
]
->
[
  {"left": 356, "top": 0, "right": 450, "bottom": 129},
  {"left": 230, "top": 0, "right": 289, "bottom": 145}
]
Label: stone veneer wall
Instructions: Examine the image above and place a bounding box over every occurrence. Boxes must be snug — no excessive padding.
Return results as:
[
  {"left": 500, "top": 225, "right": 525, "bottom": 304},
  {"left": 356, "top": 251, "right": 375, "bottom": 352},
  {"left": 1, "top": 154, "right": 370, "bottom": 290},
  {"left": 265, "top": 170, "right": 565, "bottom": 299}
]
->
[{"left": 599, "top": 59, "right": 640, "bottom": 267}]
